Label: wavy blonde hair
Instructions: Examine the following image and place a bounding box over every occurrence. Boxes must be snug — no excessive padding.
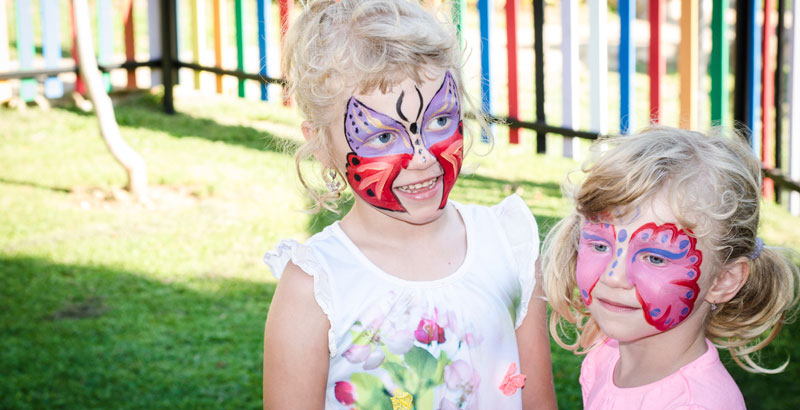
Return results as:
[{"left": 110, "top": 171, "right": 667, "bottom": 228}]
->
[
  {"left": 282, "top": 0, "right": 489, "bottom": 212},
  {"left": 541, "top": 125, "right": 800, "bottom": 373}
]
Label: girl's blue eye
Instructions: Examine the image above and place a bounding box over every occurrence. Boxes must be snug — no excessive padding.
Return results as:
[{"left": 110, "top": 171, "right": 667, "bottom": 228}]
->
[
  {"left": 645, "top": 254, "right": 666, "bottom": 266},
  {"left": 365, "top": 132, "right": 395, "bottom": 148},
  {"left": 592, "top": 243, "right": 609, "bottom": 253},
  {"left": 427, "top": 116, "right": 451, "bottom": 131}
]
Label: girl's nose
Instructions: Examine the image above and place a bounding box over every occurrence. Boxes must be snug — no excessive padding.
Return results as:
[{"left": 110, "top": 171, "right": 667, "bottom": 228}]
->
[
  {"left": 600, "top": 252, "right": 634, "bottom": 289},
  {"left": 405, "top": 143, "right": 435, "bottom": 170}
]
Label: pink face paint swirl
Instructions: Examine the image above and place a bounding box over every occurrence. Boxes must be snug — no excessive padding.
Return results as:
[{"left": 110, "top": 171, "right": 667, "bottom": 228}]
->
[{"left": 627, "top": 223, "right": 702, "bottom": 331}]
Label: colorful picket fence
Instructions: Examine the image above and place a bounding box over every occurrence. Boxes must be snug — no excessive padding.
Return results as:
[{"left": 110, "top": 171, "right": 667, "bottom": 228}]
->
[{"left": 1, "top": 0, "right": 799, "bottom": 213}]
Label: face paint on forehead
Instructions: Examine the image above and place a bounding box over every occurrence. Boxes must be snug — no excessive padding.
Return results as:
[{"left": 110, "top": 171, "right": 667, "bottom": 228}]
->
[{"left": 341, "top": 71, "right": 463, "bottom": 212}]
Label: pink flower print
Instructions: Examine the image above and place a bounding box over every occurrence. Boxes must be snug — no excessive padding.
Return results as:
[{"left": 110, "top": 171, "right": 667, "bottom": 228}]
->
[
  {"left": 498, "top": 362, "right": 526, "bottom": 396},
  {"left": 439, "top": 398, "right": 460, "bottom": 410},
  {"left": 334, "top": 381, "right": 357, "bottom": 405},
  {"left": 343, "top": 344, "right": 371, "bottom": 363},
  {"left": 463, "top": 332, "right": 482, "bottom": 347},
  {"left": 343, "top": 343, "right": 386, "bottom": 370},
  {"left": 383, "top": 329, "right": 416, "bottom": 355},
  {"left": 414, "top": 310, "right": 446, "bottom": 345},
  {"left": 444, "top": 360, "right": 480, "bottom": 392}
]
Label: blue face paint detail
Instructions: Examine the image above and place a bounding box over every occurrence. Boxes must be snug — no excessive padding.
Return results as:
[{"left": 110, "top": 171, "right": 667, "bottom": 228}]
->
[
  {"left": 686, "top": 290, "right": 694, "bottom": 299},
  {"left": 681, "top": 307, "right": 689, "bottom": 316},
  {"left": 650, "top": 308, "right": 661, "bottom": 317},
  {"left": 665, "top": 318, "right": 672, "bottom": 325},
  {"left": 617, "top": 248, "right": 623, "bottom": 256},
  {"left": 609, "top": 271, "right": 613, "bottom": 276},
  {"left": 679, "top": 240, "right": 689, "bottom": 249},
  {"left": 612, "top": 260, "right": 618, "bottom": 268},
  {"left": 689, "top": 256, "right": 697, "bottom": 263},
  {"left": 661, "top": 234, "right": 669, "bottom": 243},
  {"left": 642, "top": 233, "right": 649, "bottom": 239},
  {"left": 581, "top": 289, "right": 588, "bottom": 299},
  {"left": 581, "top": 232, "right": 611, "bottom": 244},
  {"left": 603, "top": 223, "right": 609, "bottom": 228},
  {"left": 631, "top": 247, "right": 689, "bottom": 264},
  {"left": 618, "top": 229, "right": 628, "bottom": 242},
  {"left": 687, "top": 271, "right": 695, "bottom": 278}
]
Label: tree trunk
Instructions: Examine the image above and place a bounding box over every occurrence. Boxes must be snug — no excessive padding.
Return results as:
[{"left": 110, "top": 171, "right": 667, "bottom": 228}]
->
[{"left": 73, "top": 0, "right": 148, "bottom": 201}]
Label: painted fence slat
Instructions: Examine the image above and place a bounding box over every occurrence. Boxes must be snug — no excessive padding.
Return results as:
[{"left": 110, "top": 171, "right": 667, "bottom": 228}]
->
[
  {"left": 453, "top": 0, "right": 465, "bottom": 44},
  {"left": 619, "top": 0, "right": 634, "bottom": 134},
  {"left": 589, "top": 0, "right": 608, "bottom": 134},
  {"left": 124, "top": 0, "right": 137, "bottom": 89},
  {"left": 790, "top": 0, "right": 800, "bottom": 214},
  {"left": 235, "top": 0, "right": 245, "bottom": 97},
  {"left": 679, "top": 0, "right": 699, "bottom": 129},
  {"left": 711, "top": 0, "right": 729, "bottom": 125},
  {"left": 98, "top": 0, "right": 112, "bottom": 91},
  {"left": 69, "top": 2, "right": 86, "bottom": 95},
  {"left": 561, "top": 0, "right": 578, "bottom": 157},
  {"left": 258, "top": 0, "right": 270, "bottom": 101},
  {"left": 747, "top": 0, "right": 762, "bottom": 153},
  {"left": 533, "top": 0, "right": 546, "bottom": 152},
  {"left": 190, "top": 0, "right": 204, "bottom": 90},
  {"left": 762, "top": 0, "right": 775, "bottom": 199},
  {"left": 41, "top": 0, "right": 63, "bottom": 99},
  {"left": 0, "top": 0, "right": 9, "bottom": 102},
  {"left": 213, "top": 0, "right": 223, "bottom": 93},
  {"left": 15, "top": 0, "right": 35, "bottom": 102},
  {"left": 478, "top": 0, "right": 493, "bottom": 130},
  {"left": 650, "top": 0, "right": 665, "bottom": 122},
  {"left": 775, "top": 0, "right": 787, "bottom": 201},
  {"left": 506, "top": 0, "right": 520, "bottom": 144},
  {"left": 279, "top": 0, "right": 292, "bottom": 105},
  {"left": 148, "top": 0, "right": 162, "bottom": 86}
]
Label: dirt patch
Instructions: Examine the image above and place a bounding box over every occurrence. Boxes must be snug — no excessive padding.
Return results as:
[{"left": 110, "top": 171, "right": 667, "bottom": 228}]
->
[
  {"left": 68, "top": 184, "right": 211, "bottom": 211},
  {"left": 46, "top": 296, "right": 108, "bottom": 321}
]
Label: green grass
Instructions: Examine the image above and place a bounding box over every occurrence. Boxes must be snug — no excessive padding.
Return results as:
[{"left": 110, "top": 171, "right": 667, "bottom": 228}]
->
[{"left": 2, "top": 92, "right": 799, "bottom": 409}]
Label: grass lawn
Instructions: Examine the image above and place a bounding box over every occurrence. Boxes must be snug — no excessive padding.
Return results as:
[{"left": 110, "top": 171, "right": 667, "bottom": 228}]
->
[{"left": 2, "top": 92, "right": 799, "bottom": 409}]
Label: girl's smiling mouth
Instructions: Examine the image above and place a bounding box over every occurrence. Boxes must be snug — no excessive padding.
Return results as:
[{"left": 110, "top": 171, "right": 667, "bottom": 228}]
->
[
  {"left": 395, "top": 176, "right": 439, "bottom": 194},
  {"left": 597, "top": 297, "right": 639, "bottom": 313}
]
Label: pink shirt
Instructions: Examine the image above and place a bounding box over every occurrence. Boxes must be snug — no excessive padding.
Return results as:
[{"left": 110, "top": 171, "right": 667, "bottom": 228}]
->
[{"left": 580, "top": 338, "right": 746, "bottom": 410}]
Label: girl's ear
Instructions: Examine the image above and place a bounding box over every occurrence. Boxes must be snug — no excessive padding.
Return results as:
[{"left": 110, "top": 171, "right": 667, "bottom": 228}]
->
[
  {"left": 705, "top": 256, "right": 751, "bottom": 304},
  {"left": 301, "top": 121, "right": 328, "bottom": 166}
]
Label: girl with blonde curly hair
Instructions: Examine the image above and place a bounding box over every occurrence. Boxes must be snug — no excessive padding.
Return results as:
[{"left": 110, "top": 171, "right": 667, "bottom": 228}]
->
[
  {"left": 262, "top": 1, "right": 557, "bottom": 408},
  {"left": 542, "top": 126, "right": 799, "bottom": 409}
]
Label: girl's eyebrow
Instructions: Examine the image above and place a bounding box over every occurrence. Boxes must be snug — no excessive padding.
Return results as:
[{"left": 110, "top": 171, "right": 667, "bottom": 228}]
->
[
  {"left": 581, "top": 232, "right": 611, "bottom": 243},
  {"left": 395, "top": 91, "right": 408, "bottom": 122}
]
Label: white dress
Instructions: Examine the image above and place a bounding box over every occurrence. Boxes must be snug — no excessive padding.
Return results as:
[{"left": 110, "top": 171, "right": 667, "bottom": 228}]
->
[{"left": 264, "top": 195, "right": 539, "bottom": 409}]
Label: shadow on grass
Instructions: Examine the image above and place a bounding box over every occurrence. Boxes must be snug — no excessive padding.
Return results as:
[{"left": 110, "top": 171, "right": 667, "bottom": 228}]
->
[
  {"left": 0, "top": 255, "right": 274, "bottom": 410},
  {"left": 56, "top": 93, "right": 300, "bottom": 155},
  {"left": 0, "top": 177, "right": 72, "bottom": 194}
]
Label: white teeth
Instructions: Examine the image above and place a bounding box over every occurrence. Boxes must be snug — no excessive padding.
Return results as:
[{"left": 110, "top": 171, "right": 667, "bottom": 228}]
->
[{"left": 397, "top": 177, "right": 437, "bottom": 193}]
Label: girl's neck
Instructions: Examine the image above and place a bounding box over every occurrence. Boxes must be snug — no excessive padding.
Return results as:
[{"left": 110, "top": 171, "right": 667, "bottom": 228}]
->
[
  {"left": 613, "top": 314, "right": 709, "bottom": 388},
  {"left": 338, "top": 199, "right": 467, "bottom": 281}
]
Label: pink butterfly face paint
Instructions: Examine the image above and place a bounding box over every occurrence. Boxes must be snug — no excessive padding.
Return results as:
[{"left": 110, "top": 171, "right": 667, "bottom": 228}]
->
[
  {"left": 576, "top": 220, "right": 703, "bottom": 332},
  {"left": 343, "top": 71, "right": 463, "bottom": 212}
]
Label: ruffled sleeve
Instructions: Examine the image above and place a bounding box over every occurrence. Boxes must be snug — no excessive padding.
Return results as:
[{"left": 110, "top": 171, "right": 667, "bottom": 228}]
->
[
  {"left": 264, "top": 239, "right": 338, "bottom": 357},
  {"left": 490, "top": 194, "right": 540, "bottom": 329}
]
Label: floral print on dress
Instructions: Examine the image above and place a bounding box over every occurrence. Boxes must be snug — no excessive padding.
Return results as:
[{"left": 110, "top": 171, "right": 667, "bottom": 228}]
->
[{"left": 334, "top": 292, "right": 483, "bottom": 409}]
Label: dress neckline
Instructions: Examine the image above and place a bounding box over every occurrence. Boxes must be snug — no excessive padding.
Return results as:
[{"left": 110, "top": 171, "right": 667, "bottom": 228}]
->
[{"left": 328, "top": 200, "right": 473, "bottom": 288}]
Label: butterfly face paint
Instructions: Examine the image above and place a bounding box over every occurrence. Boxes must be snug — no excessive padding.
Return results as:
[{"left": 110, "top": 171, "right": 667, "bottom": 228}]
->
[
  {"left": 576, "top": 220, "right": 703, "bottom": 332},
  {"left": 343, "top": 71, "right": 463, "bottom": 212}
]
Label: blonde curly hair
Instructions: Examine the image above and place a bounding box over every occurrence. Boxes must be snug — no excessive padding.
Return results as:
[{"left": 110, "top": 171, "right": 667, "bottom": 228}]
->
[
  {"left": 282, "top": 0, "right": 488, "bottom": 212},
  {"left": 541, "top": 125, "right": 800, "bottom": 373}
]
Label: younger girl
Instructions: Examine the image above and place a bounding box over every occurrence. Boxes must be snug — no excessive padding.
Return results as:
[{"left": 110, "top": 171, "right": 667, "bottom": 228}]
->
[
  {"left": 262, "top": 1, "right": 557, "bottom": 408},
  {"left": 542, "top": 126, "right": 799, "bottom": 409}
]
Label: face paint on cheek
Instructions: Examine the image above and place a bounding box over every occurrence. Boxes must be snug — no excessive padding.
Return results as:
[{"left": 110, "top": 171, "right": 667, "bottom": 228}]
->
[
  {"left": 627, "top": 223, "right": 703, "bottom": 331},
  {"left": 421, "top": 71, "right": 463, "bottom": 209},
  {"left": 576, "top": 222, "right": 617, "bottom": 305},
  {"left": 343, "top": 97, "right": 413, "bottom": 211}
]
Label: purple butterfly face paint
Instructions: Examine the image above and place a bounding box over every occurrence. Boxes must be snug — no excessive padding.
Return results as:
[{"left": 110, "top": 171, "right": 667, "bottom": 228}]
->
[
  {"left": 576, "top": 218, "right": 703, "bottom": 333},
  {"left": 342, "top": 71, "right": 463, "bottom": 212}
]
